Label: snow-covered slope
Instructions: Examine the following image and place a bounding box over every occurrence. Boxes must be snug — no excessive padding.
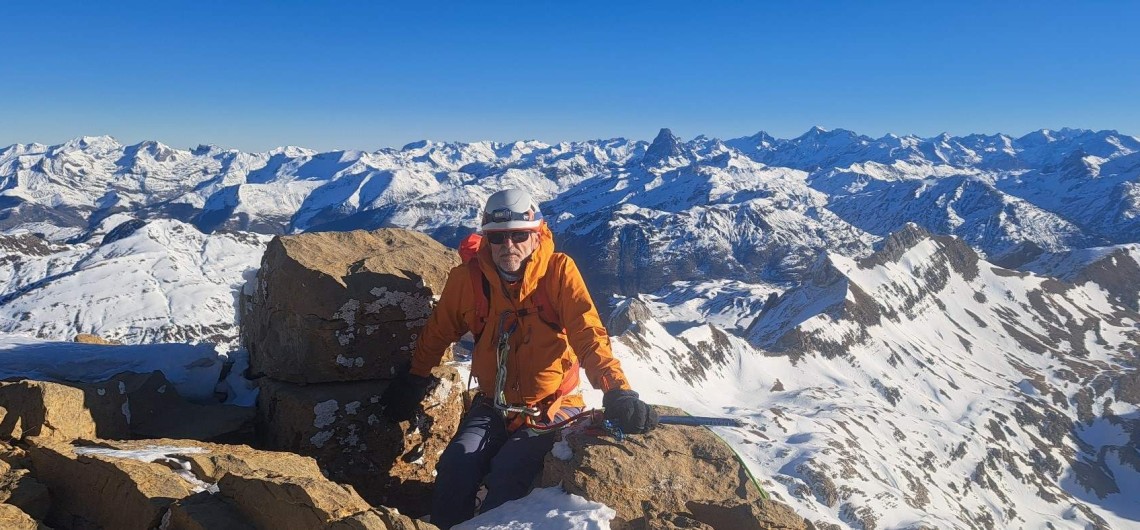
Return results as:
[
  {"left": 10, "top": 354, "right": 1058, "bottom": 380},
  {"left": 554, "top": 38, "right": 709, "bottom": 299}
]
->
[
  {"left": 613, "top": 224, "right": 1140, "bottom": 529},
  {"left": 1, "top": 215, "right": 269, "bottom": 347}
]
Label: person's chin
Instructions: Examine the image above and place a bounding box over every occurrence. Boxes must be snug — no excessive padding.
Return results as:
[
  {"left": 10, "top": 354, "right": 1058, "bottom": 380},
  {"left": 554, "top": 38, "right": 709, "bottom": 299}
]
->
[{"left": 496, "top": 260, "right": 522, "bottom": 272}]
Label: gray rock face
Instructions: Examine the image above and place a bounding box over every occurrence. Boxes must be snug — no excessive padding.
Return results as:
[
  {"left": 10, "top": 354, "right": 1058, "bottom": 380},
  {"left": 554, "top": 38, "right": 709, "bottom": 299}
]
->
[
  {"left": 243, "top": 228, "right": 459, "bottom": 383},
  {"left": 541, "top": 406, "right": 807, "bottom": 530}
]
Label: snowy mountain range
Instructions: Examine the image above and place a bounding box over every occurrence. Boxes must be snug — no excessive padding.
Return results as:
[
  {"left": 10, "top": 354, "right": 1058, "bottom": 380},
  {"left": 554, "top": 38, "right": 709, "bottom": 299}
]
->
[
  {"left": 2, "top": 127, "right": 1139, "bottom": 528},
  {"left": 613, "top": 224, "right": 1140, "bottom": 528}
]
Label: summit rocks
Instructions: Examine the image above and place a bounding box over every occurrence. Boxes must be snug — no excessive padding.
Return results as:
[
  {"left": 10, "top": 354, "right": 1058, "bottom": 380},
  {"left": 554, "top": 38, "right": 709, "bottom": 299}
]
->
[
  {"left": 243, "top": 227, "right": 467, "bottom": 517},
  {"left": 6, "top": 437, "right": 438, "bottom": 530},
  {"left": 243, "top": 228, "right": 459, "bottom": 383},
  {"left": 541, "top": 406, "right": 807, "bottom": 530}
]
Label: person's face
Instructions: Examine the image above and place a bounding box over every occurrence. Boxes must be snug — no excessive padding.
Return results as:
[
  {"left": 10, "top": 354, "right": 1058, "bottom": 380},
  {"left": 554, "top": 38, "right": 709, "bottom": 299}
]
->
[{"left": 487, "top": 230, "right": 538, "bottom": 273}]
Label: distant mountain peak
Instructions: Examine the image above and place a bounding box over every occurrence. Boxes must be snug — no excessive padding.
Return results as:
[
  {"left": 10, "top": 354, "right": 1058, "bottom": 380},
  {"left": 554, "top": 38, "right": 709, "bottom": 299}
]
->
[
  {"left": 61, "top": 135, "right": 121, "bottom": 151},
  {"left": 642, "top": 128, "right": 687, "bottom": 166},
  {"left": 870, "top": 223, "right": 931, "bottom": 260}
]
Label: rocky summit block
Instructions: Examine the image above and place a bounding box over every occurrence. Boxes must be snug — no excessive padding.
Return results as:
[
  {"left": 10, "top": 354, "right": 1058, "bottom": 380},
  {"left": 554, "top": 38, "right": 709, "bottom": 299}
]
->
[
  {"left": 541, "top": 406, "right": 807, "bottom": 530},
  {"left": 257, "top": 365, "right": 465, "bottom": 517},
  {"left": 19, "top": 436, "right": 437, "bottom": 530},
  {"left": 243, "top": 228, "right": 460, "bottom": 384}
]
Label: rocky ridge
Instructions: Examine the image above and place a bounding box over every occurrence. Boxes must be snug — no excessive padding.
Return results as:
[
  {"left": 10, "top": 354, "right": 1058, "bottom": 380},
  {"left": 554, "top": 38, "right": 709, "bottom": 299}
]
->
[{"left": 612, "top": 224, "right": 1140, "bottom": 528}]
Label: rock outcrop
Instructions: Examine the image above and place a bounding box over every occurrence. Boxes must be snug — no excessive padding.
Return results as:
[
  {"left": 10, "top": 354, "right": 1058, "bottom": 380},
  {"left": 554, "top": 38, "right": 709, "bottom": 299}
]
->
[
  {"left": 0, "top": 381, "right": 99, "bottom": 442},
  {"left": 243, "top": 229, "right": 459, "bottom": 383},
  {"left": 541, "top": 406, "right": 808, "bottom": 530},
  {"left": 257, "top": 365, "right": 464, "bottom": 515},
  {"left": 243, "top": 228, "right": 467, "bottom": 517},
  {"left": 0, "top": 503, "right": 48, "bottom": 530},
  {"left": 73, "top": 333, "right": 121, "bottom": 345},
  {"left": 0, "top": 454, "right": 50, "bottom": 523},
  {"left": 0, "top": 372, "right": 253, "bottom": 443},
  {"left": 9, "top": 436, "right": 439, "bottom": 530},
  {"left": 27, "top": 437, "right": 196, "bottom": 529}
]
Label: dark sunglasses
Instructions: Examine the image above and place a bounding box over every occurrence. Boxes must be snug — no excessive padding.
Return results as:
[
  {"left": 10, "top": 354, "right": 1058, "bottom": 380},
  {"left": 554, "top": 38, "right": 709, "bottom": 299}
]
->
[{"left": 486, "top": 231, "right": 534, "bottom": 245}]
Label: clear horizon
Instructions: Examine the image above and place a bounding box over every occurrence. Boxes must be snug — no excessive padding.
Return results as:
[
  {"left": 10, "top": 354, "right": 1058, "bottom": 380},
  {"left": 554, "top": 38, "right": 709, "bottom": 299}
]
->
[{"left": 3, "top": 1, "right": 1137, "bottom": 152}]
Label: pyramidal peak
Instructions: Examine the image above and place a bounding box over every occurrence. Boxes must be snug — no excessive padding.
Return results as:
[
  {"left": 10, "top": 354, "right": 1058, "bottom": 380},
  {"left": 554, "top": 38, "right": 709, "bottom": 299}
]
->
[{"left": 641, "top": 127, "right": 688, "bottom": 167}]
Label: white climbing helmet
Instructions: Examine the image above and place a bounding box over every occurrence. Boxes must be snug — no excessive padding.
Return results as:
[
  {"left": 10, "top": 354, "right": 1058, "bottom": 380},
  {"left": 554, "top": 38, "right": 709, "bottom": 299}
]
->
[{"left": 481, "top": 189, "right": 544, "bottom": 231}]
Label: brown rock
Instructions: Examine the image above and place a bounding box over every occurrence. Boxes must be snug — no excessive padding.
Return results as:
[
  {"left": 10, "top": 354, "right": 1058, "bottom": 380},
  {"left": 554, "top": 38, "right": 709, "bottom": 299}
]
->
[
  {"left": 96, "top": 438, "right": 323, "bottom": 482},
  {"left": 0, "top": 464, "right": 51, "bottom": 521},
  {"left": 73, "top": 333, "right": 121, "bottom": 345},
  {"left": 1, "top": 372, "right": 252, "bottom": 443},
  {"left": 165, "top": 491, "right": 254, "bottom": 530},
  {"left": 216, "top": 470, "right": 373, "bottom": 530},
  {"left": 243, "top": 228, "right": 459, "bottom": 383},
  {"left": 0, "top": 442, "right": 29, "bottom": 469},
  {"left": 326, "top": 507, "right": 439, "bottom": 530},
  {"left": 26, "top": 438, "right": 194, "bottom": 530},
  {"left": 256, "top": 365, "right": 465, "bottom": 516},
  {"left": 368, "top": 506, "right": 439, "bottom": 530},
  {"left": 82, "top": 371, "right": 254, "bottom": 442},
  {"left": 0, "top": 381, "right": 99, "bottom": 441},
  {"left": 0, "top": 503, "right": 50, "bottom": 530},
  {"left": 541, "top": 406, "right": 807, "bottom": 530}
]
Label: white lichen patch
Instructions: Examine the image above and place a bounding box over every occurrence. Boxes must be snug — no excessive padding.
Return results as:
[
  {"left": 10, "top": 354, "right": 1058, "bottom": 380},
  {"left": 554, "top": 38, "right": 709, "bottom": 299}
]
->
[
  {"left": 334, "top": 299, "right": 361, "bottom": 326},
  {"left": 121, "top": 398, "right": 131, "bottom": 424},
  {"left": 368, "top": 414, "right": 380, "bottom": 425},
  {"left": 336, "top": 354, "right": 364, "bottom": 368},
  {"left": 345, "top": 401, "right": 361, "bottom": 415},
  {"left": 364, "top": 325, "right": 379, "bottom": 335},
  {"left": 118, "top": 381, "right": 127, "bottom": 395},
  {"left": 342, "top": 424, "right": 360, "bottom": 447},
  {"left": 97, "top": 388, "right": 106, "bottom": 396},
  {"left": 313, "top": 399, "right": 338, "bottom": 428},
  {"left": 336, "top": 331, "right": 354, "bottom": 346},
  {"left": 310, "top": 430, "right": 333, "bottom": 448},
  {"left": 367, "top": 287, "right": 432, "bottom": 320}
]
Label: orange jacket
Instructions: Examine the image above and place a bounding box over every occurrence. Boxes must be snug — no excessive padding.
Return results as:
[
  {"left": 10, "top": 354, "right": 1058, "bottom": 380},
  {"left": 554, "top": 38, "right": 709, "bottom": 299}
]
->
[{"left": 409, "top": 223, "right": 631, "bottom": 413}]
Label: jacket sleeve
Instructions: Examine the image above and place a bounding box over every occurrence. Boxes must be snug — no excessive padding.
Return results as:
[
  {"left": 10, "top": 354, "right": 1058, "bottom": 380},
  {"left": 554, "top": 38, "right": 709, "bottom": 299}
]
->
[
  {"left": 553, "top": 255, "right": 632, "bottom": 393},
  {"left": 409, "top": 264, "right": 469, "bottom": 378}
]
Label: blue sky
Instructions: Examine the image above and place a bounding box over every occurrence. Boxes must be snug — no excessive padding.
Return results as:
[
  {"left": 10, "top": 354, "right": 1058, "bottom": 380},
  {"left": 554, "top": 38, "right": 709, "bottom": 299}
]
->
[{"left": 2, "top": 1, "right": 1137, "bottom": 152}]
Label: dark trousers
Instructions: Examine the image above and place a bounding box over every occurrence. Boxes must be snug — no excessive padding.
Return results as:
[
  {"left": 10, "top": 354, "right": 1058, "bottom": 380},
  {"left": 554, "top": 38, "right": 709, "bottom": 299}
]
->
[{"left": 430, "top": 397, "right": 562, "bottom": 529}]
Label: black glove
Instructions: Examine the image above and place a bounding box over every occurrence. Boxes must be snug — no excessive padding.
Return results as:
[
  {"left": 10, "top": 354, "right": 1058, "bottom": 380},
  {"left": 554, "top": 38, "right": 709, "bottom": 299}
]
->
[
  {"left": 603, "top": 389, "right": 658, "bottom": 434},
  {"left": 380, "top": 372, "right": 435, "bottom": 422}
]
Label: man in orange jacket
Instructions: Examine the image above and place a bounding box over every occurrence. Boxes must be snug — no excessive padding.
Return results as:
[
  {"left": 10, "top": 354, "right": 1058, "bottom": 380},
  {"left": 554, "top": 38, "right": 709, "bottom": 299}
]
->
[{"left": 380, "top": 188, "right": 656, "bottom": 528}]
